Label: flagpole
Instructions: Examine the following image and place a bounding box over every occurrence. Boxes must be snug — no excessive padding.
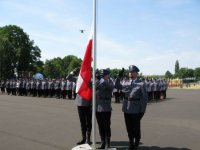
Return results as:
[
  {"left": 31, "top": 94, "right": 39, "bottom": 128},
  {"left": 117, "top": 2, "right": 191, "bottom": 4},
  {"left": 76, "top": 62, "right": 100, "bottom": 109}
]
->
[{"left": 92, "top": 0, "right": 97, "bottom": 149}]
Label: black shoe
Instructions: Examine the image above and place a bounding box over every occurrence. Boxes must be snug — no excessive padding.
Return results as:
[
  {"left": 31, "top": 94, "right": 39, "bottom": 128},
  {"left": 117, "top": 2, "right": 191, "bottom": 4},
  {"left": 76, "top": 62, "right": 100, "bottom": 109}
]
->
[
  {"left": 128, "top": 146, "right": 135, "bottom": 150},
  {"left": 135, "top": 139, "right": 140, "bottom": 147},
  {"left": 86, "top": 132, "right": 92, "bottom": 145},
  {"left": 128, "top": 141, "right": 134, "bottom": 150},
  {"left": 86, "top": 138, "right": 92, "bottom": 145},
  {"left": 97, "top": 138, "right": 105, "bottom": 149},
  {"left": 97, "top": 145, "right": 105, "bottom": 149},
  {"left": 134, "top": 139, "right": 140, "bottom": 149},
  {"left": 105, "top": 137, "right": 110, "bottom": 148},
  {"left": 86, "top": 141, "right": 92, "bottom": 145},
  {"left": 76, "top": 138, "right": 86, "bottom": 145}
]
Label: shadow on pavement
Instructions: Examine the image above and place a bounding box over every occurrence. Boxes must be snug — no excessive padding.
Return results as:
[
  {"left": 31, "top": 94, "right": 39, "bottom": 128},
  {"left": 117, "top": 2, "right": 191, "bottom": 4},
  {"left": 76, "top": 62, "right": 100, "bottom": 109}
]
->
[{"left": 110, "top": 141, "right": 191, "bottom": 150}]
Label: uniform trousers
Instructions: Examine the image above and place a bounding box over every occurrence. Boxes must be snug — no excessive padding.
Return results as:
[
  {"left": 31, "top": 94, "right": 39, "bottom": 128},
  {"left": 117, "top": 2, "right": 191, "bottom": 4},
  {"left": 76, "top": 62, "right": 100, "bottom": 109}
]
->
[
  {"left": 56, "top": 89, "right": 61, "bottom": 98},
  {"left": 61, "top": 90, "right": 66, "bottom": 99},
  {"left": 155, "top": 91, "right": 161, "bottom": 99},
  {"left": 73, "top": 91, "right": 77, "bottom": 99},
  {"left": 1, "top": 87, "right": 5, "bottom": 93},
  {"left": 148, "top": 91, "right": 153, "bottom": 100},
  {"left": 68, "top": 90, "right": 72, "bottom": 99},
  {"left": 114, "top": 91, "right": 120, "bottom": 103},
  {"left": 96, "top": 112, "right": 111, "bottom": 138},
  {"left": 124, "top": 112, "right": 144, "bottom": 142},
  {"left": 77, "top": 106, "right": 92, "bottom": 136},
  {"left": 6, "top": 88, "right": 11, "bottom": 95},
  {"left": 163, "top": 90, "right": 166, "bottom": 99}
]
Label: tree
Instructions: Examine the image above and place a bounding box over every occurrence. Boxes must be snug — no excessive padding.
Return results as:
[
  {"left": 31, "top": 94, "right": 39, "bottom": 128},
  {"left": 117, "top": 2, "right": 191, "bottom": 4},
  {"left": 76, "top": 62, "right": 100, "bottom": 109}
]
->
[
  {"left": 194, "top": 67, "right": 200, "bottom": 80},
  {"left": 178, "top": 68, "right": 194, "bottom": 78},
  {"left": 0, "top": 37, "right": 15, "bottom": 79},
  {"left": 145, "top": 75, "right": 165, "bottom": 79},
  {"left": 175, "top": 60, "right": 180, "bottom": 76},
  {"left": 32, "top": 60, "right": 44, "bottom": 74},
  {"left": 67, "top": 58, "right": 82, "bottom": 76},
  {"left": 110, "top": 68, "right": 120, "bottom": 79},
  {"left": 0, "top": 25, "right": 41, "bottom": 77},
  {"left": 187, "top": 69, "right": 194, "bottom": 77},
  {"left": 43, "top": 55, "right": 82, "bottom": 78},
  {"left": 165, "top": 70, "right": 173, "bottom": 79},
  {"left": 63, "top": 55, "right": 78, "bottom": 73},
  {"left": 43, "top": 58, "right": 61, "bottom": 78}
]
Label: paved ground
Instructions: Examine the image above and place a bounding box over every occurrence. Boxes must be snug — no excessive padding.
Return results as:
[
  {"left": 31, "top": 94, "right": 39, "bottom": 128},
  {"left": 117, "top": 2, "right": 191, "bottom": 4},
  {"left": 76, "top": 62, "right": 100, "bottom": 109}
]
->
[
  {"left": 170, "top": 84, "right": 200, "bottom": 89},
  {"left": 0, "top": 89, "right": 200, "bottom": 150}
]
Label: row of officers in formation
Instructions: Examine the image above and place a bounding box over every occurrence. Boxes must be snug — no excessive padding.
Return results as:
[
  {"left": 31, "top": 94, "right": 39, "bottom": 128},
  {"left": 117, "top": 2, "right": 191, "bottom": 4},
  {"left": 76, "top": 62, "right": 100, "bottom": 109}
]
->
[
  {"left": 0, "top": 79, "right": 77, "bottom": 99},
  {"left": 0, "top": 76, "right": 168, "bottom": 102},
  {"left": 75, "top": 65, "right": 168, "bottom": 150}
]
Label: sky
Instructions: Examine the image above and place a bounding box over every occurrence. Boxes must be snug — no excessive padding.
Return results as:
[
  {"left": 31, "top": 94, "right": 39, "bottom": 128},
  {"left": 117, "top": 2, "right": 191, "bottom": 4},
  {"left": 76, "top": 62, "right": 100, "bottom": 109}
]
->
[{"left": 0, "top": 0, "right": 200, "bottom": 75}]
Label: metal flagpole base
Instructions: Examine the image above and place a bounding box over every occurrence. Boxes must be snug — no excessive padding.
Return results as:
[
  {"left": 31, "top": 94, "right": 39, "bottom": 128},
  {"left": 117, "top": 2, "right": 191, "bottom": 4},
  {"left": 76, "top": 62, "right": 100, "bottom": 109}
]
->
[
  {"left": 71, "top": 144, "right": 117, "bottom": 150},
  {"left": 71, "top": 144, "right": 92, "bottom": 150},
  {"left": 97, "top": 148, "right": 117, "bottom": 150}
]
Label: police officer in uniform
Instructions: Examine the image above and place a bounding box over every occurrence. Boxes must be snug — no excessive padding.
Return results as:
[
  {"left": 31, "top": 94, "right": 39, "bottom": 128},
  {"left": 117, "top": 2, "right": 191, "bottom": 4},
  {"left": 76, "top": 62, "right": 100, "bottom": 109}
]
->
[
  {"left": 31, "top": 79, "right": 37, "bottom": 97},
  {"left": 26, "top": 79, "right": 31, "bottom": 96},
  {"left": 41, "top": 79, "right": 46, "bottom": 97},
  {"left": 122, "top": 65, "right": 148, "bottom": 150},
  {"left": 113, "top": 77, "right": 122, "bottom": 103},
  {"left": 55, "top": 79, "right": 61, "bottom": 99},
  {"left": 96, "top": 69, "right": 114, "bottom": 149},
  {"left": 36, "top": 80, "right": 42, "bottom": 97},
  {"left": 75, "top": 94, "right": 92, "bottom": 145},
  {"left": 61, "top": 78, "right": 66, "bottom": 99},
  {"left": 72, "top": 81, "right": 77, "bottom": 99},
  {"left": 0, "top": 80, "right": 5, "bottom": 94},
  {"left": 163, "top": 79, "right": 168, "bottom": 99},
  {"left": 48, "top": 79, "right": 53, "bottom": 98},
  {"left": 67, "top": 80, "right": 73, "bottom": 99},
  {"left": 145, "top": 79, "right": 151, "bottom": 101},
  {"left": 6, "top": 79, "right": 11, "bottom": 95}
]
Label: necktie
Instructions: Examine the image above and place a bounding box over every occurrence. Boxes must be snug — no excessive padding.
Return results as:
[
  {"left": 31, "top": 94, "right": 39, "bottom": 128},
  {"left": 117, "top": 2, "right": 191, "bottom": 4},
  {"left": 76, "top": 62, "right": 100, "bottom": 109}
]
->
[{"left": 131, "top": 80, "right": 134, "bottom": 85}]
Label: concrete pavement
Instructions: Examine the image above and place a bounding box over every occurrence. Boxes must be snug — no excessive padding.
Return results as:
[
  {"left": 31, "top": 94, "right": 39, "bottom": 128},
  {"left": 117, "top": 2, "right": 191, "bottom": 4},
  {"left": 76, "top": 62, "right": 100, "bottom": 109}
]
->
[{"left": 0, "top": 89, "right": 200, "bottom": 150}]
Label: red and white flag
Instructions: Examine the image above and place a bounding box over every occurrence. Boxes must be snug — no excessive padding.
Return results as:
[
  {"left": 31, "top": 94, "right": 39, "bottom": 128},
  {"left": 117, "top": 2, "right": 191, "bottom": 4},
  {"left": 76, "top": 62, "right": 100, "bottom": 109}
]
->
[{"left": 76, "top": 33, "right": 93, "bottom": 101}]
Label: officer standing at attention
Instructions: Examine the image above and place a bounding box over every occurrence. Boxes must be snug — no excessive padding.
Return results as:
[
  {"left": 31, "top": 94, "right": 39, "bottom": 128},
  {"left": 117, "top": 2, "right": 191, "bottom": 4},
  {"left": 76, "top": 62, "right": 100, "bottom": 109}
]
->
[
  {"left": 122, "top": 65, "right": 148, "bottom": 150},
  {"left": 75, "top": 94, "right": 92, "bottom": 145},
  {"left": 96, "top": 69, "right": 114, "bottom": 149}
]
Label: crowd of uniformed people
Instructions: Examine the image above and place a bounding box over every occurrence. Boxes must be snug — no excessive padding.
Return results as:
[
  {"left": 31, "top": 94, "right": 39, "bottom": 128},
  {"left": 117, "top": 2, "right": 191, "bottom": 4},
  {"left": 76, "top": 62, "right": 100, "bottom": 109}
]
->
[
  {"left": 113, "top": 77, "right": 168, "bottom": 103},
  {"left": 0, "top": 76, "right": 168, "bottom": 102},
  {"left": 0, "top": 78, "right": 77, "bottom": 99}
]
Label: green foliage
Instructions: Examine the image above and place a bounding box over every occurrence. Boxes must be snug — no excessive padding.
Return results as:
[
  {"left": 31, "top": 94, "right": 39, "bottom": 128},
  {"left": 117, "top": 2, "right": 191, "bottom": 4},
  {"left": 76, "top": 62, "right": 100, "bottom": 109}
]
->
[
  {"left": 194, "top": 67, "right": 200, "bottom": 80},
  {"left": 109, "top": 68, "right": 128, "bottom": 79},
  {"left": 0, "top": 37, "right": 15, "bottom": 79},
  {"left": 110, "top": 68, "right": 120, "bottom": 79},
  {"left": 165, "top": 70, "right": 173, "bottom": 79},
  {"left": 43, "top": 55, "right": 81, "bottom": 78},
  {"left": 32, "top": 60, "right": 44, "bottom": 73},
  {"left": 67, "top": 58, "right": 82, "bottom": 74},
  {"left": 177, "top": 68, "right": 194, "bottom": 78},
  {"left": 175, "top": 60, "right": 180, "bottom": 75},
  {"left": 144, "top": 75, "right": 165, "bottom": 79},
  {"left": 0, "top": 25, "right": 41, "bottom": 78}
]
